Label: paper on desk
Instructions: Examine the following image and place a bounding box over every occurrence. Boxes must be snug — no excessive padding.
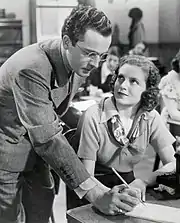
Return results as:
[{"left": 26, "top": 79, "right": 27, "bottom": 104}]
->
[
  {"left": 125, "top": 202, "right": 180, "bottom": 223},
  {"left": 72, "top": 100, "right": 97, "bottom": 111}
]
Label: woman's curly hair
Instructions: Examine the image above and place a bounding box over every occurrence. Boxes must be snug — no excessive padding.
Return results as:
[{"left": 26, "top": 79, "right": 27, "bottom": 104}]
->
[{"left": 110, "top": 55, "right": 161, "bottom": 112}]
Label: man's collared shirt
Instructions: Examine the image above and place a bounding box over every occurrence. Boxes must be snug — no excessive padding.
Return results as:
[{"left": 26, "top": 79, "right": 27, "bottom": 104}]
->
[{"left": 101, "top": 61, "right": 112, "bottom": 84}]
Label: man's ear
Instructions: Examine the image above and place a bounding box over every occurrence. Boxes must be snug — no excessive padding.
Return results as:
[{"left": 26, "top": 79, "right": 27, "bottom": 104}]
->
[{"left": 62, "top": 35, "right": 72, "bottom": 50}]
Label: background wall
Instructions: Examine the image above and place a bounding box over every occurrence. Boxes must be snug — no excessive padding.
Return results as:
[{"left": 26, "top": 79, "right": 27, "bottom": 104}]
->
[
  {"left": 96, "top": 0, "right": 159, "bottom": 44},
  {"left": 0, "top": 0, "right": 30, "bottom": 46},
  {"left": 1, "top": 0, "right": 180, "bottom": 45},
  {"left": 159, "top": 0, "right": 180, "bottom": 43},
  {"left": 95, "top": 0, "right": 180, "bottom": 71},
  {"left": 0, "top": 0, "right": 180, "bottom": 71}
]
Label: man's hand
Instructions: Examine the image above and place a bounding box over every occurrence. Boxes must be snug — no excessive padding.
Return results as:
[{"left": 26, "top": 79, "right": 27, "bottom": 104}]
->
[
  {"left": 85, "top": 184, "right": 140, "bottom": 215},
  {"left": 129, "top": 178, "right": 147, "bottom": 202}
]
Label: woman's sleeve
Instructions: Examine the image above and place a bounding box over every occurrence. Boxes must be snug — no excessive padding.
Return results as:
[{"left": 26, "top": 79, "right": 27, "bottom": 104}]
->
[
  {"left": 149, "top": 111, "right": 176, "bottom": 153},
  {"left": 77, "top": 106, "right": 100, "bottom": 161},
  {"left": 159, "top": 76, "right": 177, "bottom": 100}
]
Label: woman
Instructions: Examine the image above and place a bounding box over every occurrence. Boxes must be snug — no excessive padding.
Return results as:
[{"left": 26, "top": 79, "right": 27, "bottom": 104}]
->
[
  {"left": 159, "top": 50, "right": 180, "bottom": 123},
  {"left": 77, "top": 55, "right": 176, "bottom": 201},
  {"left": 128, "top": 7, "right": 146, "bottom": 49}
]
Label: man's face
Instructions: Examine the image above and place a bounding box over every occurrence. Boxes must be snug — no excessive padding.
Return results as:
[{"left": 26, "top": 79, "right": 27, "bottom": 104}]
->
[
  {"left": 106, "top": 54, "right": 119, "bottom": 72},
  {"left": 65, "top": 29, "right": 112, "bottom": 77},
  {"left": 114, "top": 64, "right": 147, "bottom": 108}
]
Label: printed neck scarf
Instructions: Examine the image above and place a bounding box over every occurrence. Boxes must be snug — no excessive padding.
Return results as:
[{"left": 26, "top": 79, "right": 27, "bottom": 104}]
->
[
  {"left": 107, "top": 97, "right": 142, "bottom": 147},
  {"left": 110, "top": 115, "right": 129, "bottom": 146}
]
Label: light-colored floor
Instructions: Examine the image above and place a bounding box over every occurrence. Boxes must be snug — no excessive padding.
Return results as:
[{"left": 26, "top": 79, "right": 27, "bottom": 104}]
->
[
  {"left": 53, "top": 146, "right": 157, "bottom": 223},
  {"left": 53, "top": 181, "right": 67, "bottom": 223}
]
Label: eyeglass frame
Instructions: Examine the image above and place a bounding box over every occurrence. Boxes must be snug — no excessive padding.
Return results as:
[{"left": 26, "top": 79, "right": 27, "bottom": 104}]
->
[{"left": 76, "top": 43, "right": 108, "bottom": 62}]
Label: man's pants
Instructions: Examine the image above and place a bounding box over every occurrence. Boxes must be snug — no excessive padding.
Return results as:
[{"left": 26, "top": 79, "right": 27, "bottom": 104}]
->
[{"left": 0, "top": 169, "right": 55, "bottom": 223}]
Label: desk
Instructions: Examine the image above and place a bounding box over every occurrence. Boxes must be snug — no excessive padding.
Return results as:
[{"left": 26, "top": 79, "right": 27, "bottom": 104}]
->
[
  {"left": 72, "top": 93, "right": 112, "bottom": 112},
  {"left": 67, "top": 191, "right": 180, "bottom": 223},
  {"left": 167, "top": 118, "right": 180, "bottom": 150}
]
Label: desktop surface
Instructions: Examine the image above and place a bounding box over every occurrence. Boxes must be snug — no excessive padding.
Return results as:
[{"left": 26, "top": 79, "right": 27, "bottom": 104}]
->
[{"left": 67, "top": 190, "right": 180, "bottom": 223}]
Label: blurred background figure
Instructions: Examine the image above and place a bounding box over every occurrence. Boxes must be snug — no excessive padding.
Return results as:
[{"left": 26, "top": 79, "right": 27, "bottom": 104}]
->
[
  {"left": 128, "top": 7, "right": 146, "bottom": 50},
  {"left": 87, "top": 45, "right": 121, "bottom": 93},
  {"left": 77, "top": 0, "right": 96, "bottom": 7},
  {"left": 128, "top": 41, "right": 148, "bottom": 56},
  {"left": 159, "top": 50, "right": 180, "bottom": 125}
]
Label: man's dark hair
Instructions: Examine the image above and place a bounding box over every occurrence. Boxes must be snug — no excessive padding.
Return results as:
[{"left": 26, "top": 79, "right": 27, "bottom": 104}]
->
[
  {"left": 61, "top": 5, "right": 112, "bottom": 46},
  {"left": 108, "top": 45, "right": 121, "bottom": 58}
]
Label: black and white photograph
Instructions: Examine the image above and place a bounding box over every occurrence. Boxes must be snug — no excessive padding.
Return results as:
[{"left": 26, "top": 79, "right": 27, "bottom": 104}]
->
[{"left": 0, "top": 0, "right": 180, "bottom": 222}]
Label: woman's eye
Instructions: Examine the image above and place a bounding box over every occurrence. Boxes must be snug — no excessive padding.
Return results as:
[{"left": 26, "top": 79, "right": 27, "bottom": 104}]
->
[
  {"left": 131, "top": 79, "right": 139, "bottom": 85},
  {"left": 117, "top": 75, "right": 124, "bottom": 80},
  {"left": 83, "top": 50, "right": 89, "bottom": 56}
]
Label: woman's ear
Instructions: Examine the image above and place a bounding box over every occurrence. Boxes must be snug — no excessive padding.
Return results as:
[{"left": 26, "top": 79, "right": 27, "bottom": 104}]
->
[{"left": 62, "top": 35, "right": 72, "bottom": 50}]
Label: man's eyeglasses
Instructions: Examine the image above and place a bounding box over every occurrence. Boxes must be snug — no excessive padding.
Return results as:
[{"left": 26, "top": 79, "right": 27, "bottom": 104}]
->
[{"left": 76, "top": 44, "right": 108, "bottom": 62}]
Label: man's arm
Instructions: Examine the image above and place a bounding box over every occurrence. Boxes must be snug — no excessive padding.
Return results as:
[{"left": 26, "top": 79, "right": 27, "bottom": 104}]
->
[{"left": 12, "top": 68, "right": 90, "bottom": 189}]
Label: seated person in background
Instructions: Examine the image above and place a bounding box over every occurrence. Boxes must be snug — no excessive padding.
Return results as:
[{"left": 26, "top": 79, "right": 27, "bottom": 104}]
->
[
  {"left": 128, "top": 42, "right": 148, "bottom": 56},
  {"left": 159, "top": 50, "right": 180, "bottom": 123},
  {"left": 76, "top": 55, "right": 176, "bottom": 202},
  {"left": 148, "top": 57, "right": 166, "bottom": 78},
  {"left": 87, "top": 45, "right": 121, "bottom": 93}
]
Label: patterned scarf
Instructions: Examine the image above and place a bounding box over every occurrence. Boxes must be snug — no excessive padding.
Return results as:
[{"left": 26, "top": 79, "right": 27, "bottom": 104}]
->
[
  {"left": 109, "top": 113, "right": 142, "bottom": 145},
  {"left": 110, "top": 115, "right": 129, "bottom": 146}
]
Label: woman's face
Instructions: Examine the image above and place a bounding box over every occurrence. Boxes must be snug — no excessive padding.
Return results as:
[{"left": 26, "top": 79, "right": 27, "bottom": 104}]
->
[{"left": 114, "top": 64, "right": 147, "bottom": 107}]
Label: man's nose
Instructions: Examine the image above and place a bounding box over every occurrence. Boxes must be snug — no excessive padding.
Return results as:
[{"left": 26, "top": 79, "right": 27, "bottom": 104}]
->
[
  {"left": 109, "top": 61, "right": 116, "bottom": 69},
  {"left": 89, "top": 57, "right": 100, "bottom": 68}
]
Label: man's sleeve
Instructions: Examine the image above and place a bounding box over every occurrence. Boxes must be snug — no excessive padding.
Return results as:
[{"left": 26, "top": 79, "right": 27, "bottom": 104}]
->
[{"left": 12, "top": 68, "right": 90, "bottom": 190}]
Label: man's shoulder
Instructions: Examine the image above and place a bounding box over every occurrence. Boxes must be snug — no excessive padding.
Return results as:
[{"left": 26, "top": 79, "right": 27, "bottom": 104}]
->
[{"left": 38, "top": 38, "right": 61, "bottom": 51}]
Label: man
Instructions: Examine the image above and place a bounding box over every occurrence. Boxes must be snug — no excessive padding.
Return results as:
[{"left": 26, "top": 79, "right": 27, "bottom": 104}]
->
[
  {"left": 0, "top": 5, "right": 140, "bottom": 223},
  {"left": 88, "top": 45, "right": 120, "bottom": 93}
]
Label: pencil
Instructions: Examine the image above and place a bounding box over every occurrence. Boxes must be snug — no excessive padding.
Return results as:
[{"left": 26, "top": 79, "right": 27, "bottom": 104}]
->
[{"left": 111, "top": 167, "right": 146, "bottom": 206}]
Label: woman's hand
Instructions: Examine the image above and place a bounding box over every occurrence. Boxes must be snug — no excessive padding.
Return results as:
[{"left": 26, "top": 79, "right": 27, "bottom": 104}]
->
[{"left": 129, "top": 178, "right": 147, "bottom": 201}]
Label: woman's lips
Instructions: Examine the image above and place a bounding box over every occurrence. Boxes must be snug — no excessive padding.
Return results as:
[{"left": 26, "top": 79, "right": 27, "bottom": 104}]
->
[{"left": 118, "top": 91, "right": 128, "bottom": 96}]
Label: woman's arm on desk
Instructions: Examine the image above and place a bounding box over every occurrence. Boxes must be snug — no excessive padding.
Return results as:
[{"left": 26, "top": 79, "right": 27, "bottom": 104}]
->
[
  {"left": 129, "top": 145, "right": 176, "bottom": 201},
  {"left": 144, "top": 145, "right": 176, "bottom": 186}
]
